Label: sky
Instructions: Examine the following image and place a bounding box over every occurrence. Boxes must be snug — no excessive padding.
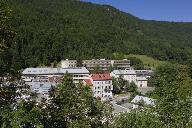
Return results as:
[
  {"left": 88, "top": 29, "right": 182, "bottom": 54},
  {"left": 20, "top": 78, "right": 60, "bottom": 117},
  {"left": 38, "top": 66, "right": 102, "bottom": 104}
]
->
[{"left": 81, "top": 0, "right": 192, "bottom": 22}]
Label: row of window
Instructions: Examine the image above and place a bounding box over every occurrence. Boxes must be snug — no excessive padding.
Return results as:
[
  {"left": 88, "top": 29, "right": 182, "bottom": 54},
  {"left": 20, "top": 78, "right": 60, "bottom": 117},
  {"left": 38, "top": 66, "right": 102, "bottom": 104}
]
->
[
  {"left": 24, "top": 75, "right": 88, "bottom": 80},
  {"left": 94, "top": 90, "right": 111, "bottom": 94},
  {"left": 125, "top": 76, "right": 136, "bottom": 78},
  {"left": 83, "top": 61, "right": 110, "bottom": 64},
  {"left": 94, "top": 81, "right": 111, "bottom": 84},
  {"left": 68, "top": 61, "right": 77, "bottom": 64},
  {"left": 113, "top": 61, "right": 130, "bottom": 64},
  {"left": 73, "top": 75, "right": 88, "bottom": 77},
  {"left": 94, "top": 86, "right": 111, "bottom": 90},
  {"left": 85, "top": 65, "right": 110, "bottom": 67},
  {"left": 68, "top": 65, "right": 76, "bottom": 67}
]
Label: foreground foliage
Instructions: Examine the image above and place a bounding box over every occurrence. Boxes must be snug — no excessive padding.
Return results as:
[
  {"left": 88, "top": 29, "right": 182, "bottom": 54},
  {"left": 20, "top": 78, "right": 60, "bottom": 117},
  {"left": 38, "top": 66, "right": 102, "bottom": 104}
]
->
[
  {"left": 113, "top": 63, "right": 192, "bottom": 128},
  {"left": 0, "top": 74, "right": 113, "bottom": 128},
  {"left": 40, "top": 74, "right": 113, "bottom": 128}
]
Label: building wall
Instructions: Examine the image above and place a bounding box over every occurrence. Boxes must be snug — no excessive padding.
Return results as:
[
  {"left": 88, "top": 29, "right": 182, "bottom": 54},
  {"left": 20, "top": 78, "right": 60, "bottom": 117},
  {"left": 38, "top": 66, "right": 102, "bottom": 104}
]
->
[
  {"left": 112, "top": 59, "right": 130, "bottom": 69},
  {"left": 22, "top": 73, "right": 89, "bottom": 93},
  {"left": 83, "top": 59, "right": 111, "bottom": 71},
  {"left": 61, "top": 60, "right": 77, "bottom": 68},
  {"left": 136, "top": 80, "right": 148, "bottom": 88},
  {"left": 61, "top": 59, "right": 130, "bottom": 70},
  {"left": 123, "top": 74, "right": 137, "bottom": 83},
  {"left": 110, "top": 72, "right": 117, "bottom": 78},
  {"left": 110, "top": 71, "right": 148, "bottom": 88},
  {"left": 110, "top": 73, "right": 137, "bottom": 83},
  {"left": 91, "top": 80, "right": 113, "bottom": 99},
  {"left": 72, "top": 74, "right": 90, "bottom": 84},
  {"left": 132, "top": 104, "right": 139, "bottom": 109}
]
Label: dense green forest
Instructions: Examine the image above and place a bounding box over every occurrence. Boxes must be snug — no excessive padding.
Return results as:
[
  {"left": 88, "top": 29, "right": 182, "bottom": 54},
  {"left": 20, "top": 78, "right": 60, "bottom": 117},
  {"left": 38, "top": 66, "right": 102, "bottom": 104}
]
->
[
  {"left": 2, "top": 1, "right": 192, "bottom": 127},
  {"left": 1, "top": 0, "right": 192, "bottom": 74}
]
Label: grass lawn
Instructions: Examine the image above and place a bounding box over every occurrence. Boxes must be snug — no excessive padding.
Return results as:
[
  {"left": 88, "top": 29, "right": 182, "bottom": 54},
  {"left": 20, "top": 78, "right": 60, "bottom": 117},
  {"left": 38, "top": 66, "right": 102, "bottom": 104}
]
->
[{"left": 125, "top": 54, "right": 168, "bottom": 69}]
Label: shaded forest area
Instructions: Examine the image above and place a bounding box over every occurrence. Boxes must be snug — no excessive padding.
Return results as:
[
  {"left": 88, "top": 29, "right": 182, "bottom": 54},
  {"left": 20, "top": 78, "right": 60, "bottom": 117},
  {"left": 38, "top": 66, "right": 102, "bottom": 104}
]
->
[{"left": 1, "top": 0, "right": 192, "bottom": 74}]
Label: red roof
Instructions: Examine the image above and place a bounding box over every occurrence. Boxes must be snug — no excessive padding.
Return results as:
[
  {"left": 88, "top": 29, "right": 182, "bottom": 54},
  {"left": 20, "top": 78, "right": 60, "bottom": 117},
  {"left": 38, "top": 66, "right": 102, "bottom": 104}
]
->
[
  {"left": 91, "top": 73, "right": 112, "bottom": 81},
  {"left": 84, "top": 79, "right": 92, "bottom": 86}
]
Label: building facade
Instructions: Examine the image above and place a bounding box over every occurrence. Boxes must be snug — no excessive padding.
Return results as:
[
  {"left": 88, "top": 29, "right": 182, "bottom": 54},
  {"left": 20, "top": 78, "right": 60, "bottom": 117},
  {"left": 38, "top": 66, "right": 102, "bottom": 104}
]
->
[
  {"left": 111, "top": 60, "right": 131, "bottom": 70},
  {"left": 22, "top": 67, "right": 90, "bottom": 93},
  {"left": 111, "top": 70, "right": 137, "bottom": 83},
  {"left": 61, "top": 59, "right": 130, "bottom": 71},
  {"left": 135, "top": 70, "right": 154, "bottom": 78},
  {"left": 82, "top": 59, "right": 111, "bottom": 71},
  {"left": 136, "top": 77, "right": 148, "bottom": 88},
  {"left": 61, "top": 59, "right": 77, "bottom": 68},
  {"left": 84, "top": 73, "right": 113, "bottom": 100},
  {"left": 111, "top": 69, "right": 148, "bottom": 88}
]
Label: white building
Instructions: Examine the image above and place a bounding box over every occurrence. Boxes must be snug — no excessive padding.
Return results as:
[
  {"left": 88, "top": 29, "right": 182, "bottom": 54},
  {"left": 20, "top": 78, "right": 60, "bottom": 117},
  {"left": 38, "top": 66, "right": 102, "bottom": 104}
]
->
[
  {"left": 136, "top": 77, "right": 148, "bottom": 88},
  {"left": 84, "top": 73, "right": 113, "bottom": 100},
  {"left": 131, "top": 95, "right": 155, "bottom": 109},
  {"left": 61, "top": 59, "right": 130, "bottom": 70},
  {"left": 61, "top": 59, "right": 77, "bottom": 68},
  {"left": 22, "top": 67, "right": 90, "bottom": 93},
  {"left": 110, "top": 69, "right": 148, "bottom": 88},
  {"left": 111, "top": 70, "right": 137, "bottom": 83}
]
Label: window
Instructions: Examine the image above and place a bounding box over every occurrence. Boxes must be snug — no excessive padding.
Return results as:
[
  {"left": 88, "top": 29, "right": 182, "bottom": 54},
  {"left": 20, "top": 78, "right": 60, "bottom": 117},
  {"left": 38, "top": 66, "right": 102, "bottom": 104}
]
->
[
  {"left": 106, "top": 81, "right": 111, "bottom": 84},
  {"left": 140, "top": 84, "right": 142, "bottom": 87}
]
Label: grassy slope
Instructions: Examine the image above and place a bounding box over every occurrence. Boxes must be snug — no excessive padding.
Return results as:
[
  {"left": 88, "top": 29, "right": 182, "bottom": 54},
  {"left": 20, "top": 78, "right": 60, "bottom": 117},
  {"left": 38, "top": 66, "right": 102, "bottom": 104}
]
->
[{"left": 125, "top": 54, "right": 168, "bottom": 69}]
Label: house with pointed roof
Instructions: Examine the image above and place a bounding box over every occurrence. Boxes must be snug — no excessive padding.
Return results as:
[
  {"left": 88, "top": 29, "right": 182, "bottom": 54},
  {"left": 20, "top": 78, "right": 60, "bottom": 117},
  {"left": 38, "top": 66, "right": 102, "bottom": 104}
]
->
[{"left": 84, "top": 73, "right": 113, "bottom": 100}]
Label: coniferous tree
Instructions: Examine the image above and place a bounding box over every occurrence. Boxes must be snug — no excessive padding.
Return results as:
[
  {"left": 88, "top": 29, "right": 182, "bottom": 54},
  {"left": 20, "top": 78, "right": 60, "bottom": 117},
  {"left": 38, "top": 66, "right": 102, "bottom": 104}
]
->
[
  {"left": 40, "top": 73, "right": 113, "bottom": 128},
  {"left": 113, "top": 64, "right": 192, "bottom": 128}
]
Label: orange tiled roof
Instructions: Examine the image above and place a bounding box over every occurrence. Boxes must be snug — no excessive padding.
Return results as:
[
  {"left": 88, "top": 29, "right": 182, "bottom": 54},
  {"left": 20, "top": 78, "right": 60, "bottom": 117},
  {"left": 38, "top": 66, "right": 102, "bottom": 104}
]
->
[
  {"left": 84, "top": 79, "right": 92, "bottom": 86},
  {"left": 91, "top": 73, "right": 112, "bottom": 81}
]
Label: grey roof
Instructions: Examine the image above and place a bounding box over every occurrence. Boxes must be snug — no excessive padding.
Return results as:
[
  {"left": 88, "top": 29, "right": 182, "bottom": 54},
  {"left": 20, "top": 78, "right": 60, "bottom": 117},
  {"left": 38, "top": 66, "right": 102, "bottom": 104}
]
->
[
  {"left": 135, "top": 70, "right": 153, "bottom": 73},
  {"left": 120, "top": 103, "right": 133, "bottom": 109},
  {"left": 131, "top": 95, "right": 155, "bottom": 106},
  {"left": 138, "top": 87, "right": 155, "bottom": 94},
  {"left": 112, "top": 70, "right": 136, "bottom": 75},
  {"left": 22, "top": 67, "right": 89, "bottom": 75},
  {"left": 135, "top": 70, "right": 154, "bottom": 76},
  {"left": 136, "top": 77, "right": 147, "bottom": 81},
  {"left": 112, "top": 102, "right": 129, "bottom": 114}
]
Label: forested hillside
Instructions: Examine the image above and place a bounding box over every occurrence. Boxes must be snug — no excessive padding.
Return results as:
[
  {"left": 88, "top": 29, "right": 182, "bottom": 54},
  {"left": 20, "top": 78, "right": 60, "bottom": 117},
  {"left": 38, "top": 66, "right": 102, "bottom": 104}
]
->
[{"left": 1, "top": 0, "right": 192, "bottom": 73}]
